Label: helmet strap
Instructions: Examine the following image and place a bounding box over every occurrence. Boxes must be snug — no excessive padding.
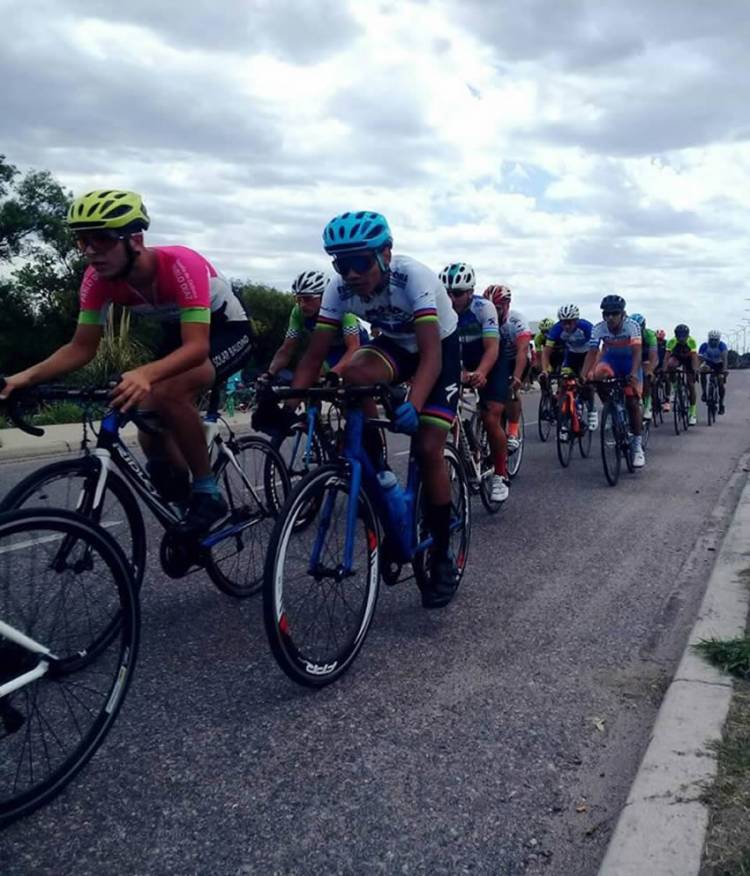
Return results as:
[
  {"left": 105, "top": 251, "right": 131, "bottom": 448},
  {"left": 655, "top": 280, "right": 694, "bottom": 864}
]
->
[{"left": 112, "top": 236, "right": 140, "bottom": 280}]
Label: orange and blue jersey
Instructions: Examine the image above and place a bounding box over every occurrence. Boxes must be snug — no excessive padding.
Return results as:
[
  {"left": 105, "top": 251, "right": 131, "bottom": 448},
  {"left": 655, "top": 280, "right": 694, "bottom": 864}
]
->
[{"left": 589, "top": 317, "right": 642, "bottom": 376}]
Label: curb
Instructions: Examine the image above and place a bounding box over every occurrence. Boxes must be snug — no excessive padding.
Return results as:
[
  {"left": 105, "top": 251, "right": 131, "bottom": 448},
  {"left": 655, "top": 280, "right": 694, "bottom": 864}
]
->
[{"left": 598, "top": 457, "right": 750, "bottom": 875}]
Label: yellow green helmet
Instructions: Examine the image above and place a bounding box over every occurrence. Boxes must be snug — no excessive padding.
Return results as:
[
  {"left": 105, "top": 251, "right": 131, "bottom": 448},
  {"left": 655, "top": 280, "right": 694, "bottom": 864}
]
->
[{"left": 67, "top": 189, "right": 150, "bottom": 233}]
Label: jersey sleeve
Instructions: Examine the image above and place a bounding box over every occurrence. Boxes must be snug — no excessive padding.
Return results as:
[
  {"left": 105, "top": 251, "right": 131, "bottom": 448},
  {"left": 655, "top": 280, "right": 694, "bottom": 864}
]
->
[
  {"left": 285, "top": 304, "right": 304, "bottom": 340},
  {"left": 510, "top": 312, "right": 532, "bottom": 342},
  {"left": 316, "top": 277, "right": 345, "bottom": 332},
  {"left": 341, "top": 312, "right": 362, "bottom": 337},
  {"left": 666, "top": 338, "right": 677, "bottom": 352},
  {"left": 545, "top": 322, "right": 562, "bottom": 345},
  {"left": 588, "top": 322, "right": 605, "bottom": 348},
  {"left": 165, "top": 250, "right": 212, "bottom": 323},
  {"left": 477, "top": 300, "right": 499, "bottom": 339},
  {"left": 77, "top": 267, "right": 110, "bottom": 325},
  {"left": 698, "top": 342, "right": 708, "bottom": 356},
  {"left": 688, "top": 337, "right": 697, "bottom": 352}
]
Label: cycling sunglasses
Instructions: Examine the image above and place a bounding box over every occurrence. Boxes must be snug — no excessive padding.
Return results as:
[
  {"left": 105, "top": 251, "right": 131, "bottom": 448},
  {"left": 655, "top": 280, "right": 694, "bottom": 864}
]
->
[
  {"left": 447, "top": 288, "right": 471, "bottom": 297},
  {"left": 74, "top": 230, "right": 126, "bottom": 253},
  {"left": 332, "top": 253, "right": 377, "bottom": 276},
  {"left": 602, "top": 310, "right": 623, "bottom": 318}
]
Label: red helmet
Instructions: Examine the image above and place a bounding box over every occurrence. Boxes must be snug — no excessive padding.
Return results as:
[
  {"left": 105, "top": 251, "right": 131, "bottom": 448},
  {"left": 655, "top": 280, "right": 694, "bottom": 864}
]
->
[
  {"left": 483, "top": 284, "right": 512, "bottom": 306},
  {"left": 656, "top": 329, "right": 666, "bottom": 340}
]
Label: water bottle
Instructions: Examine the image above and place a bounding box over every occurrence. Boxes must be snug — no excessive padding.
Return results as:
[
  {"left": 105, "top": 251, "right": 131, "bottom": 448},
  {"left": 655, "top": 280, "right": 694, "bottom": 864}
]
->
[
  {"left": 203, "top": 419, "right": 219, "bottom": 447},
  {"left": 376, "top": 470, "right": 407, "bottom": 529}
]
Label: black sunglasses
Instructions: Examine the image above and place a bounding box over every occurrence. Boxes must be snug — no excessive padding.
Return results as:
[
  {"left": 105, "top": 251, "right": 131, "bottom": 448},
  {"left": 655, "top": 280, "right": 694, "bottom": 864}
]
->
[
  {"left": 332, "top": 253, "right": 377, "bottom": 276},
  {"left": 603, "top": 310, "right": 622, "bottom": 317},
  {"left": 447, "top": 288, "right": 470, "bottom": 297}
]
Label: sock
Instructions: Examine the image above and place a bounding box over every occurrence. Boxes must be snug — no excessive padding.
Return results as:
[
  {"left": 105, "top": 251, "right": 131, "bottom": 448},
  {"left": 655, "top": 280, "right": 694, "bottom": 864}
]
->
[
  {"left": 507, "top": 421, "right": 520, "bottom": 438},
  {"left": 633, "top": 435, "right": 642, "bottom": 450},
  {"left": 689, "top": 404, "right": 696, "bottom": 416},
  {"left": 424, "top": 503, "right": 451, "bottom": 559},
  {"left": 193, "top": 475, "right": 220, "bottom": 497}
]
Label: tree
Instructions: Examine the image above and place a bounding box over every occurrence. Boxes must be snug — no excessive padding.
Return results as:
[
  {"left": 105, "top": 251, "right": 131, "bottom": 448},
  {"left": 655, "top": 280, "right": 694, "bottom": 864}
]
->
[{"left": 236, "top": 282, "right": 294, "bottom": 372}]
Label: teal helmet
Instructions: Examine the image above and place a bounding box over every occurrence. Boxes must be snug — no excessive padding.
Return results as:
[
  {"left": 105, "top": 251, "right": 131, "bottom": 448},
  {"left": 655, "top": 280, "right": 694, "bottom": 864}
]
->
[
  {"left": 323, "top": 211, "right": 392, "bottom": 254},
  {"left": 629, "top": 312, "right": 646, "bottom": 328}
]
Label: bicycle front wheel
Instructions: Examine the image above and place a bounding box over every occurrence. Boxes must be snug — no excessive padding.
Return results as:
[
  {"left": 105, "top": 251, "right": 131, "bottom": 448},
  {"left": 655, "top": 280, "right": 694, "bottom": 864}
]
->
[
  {"left": 473, "top": 416, "right": 503, "bottom": 515},
  {"left": 507, "top": 413, "right": 525, "bottom": 479},
  {"left": 0, "top": 509, "right": 138, "bottom": 827},
  {"left": 600, "top": 402, "right": 621, "bottom": 486},
  {"left": 263, "top": 465, "right": 380, "bottom": 688},
  {"left": 205, "top": 436, "right": 291, "bottom": 598},
  {"left": 537, "top": 393, "right": 553, "bottom": 442},
  {"left": 556, "top": 403, "right": 574, "bottom": 468}
]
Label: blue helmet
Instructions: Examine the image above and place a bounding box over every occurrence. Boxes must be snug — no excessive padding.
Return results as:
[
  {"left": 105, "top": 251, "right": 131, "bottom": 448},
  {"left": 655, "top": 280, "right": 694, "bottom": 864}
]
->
[
  {"left": 323, "top": 211, "right": 392, "bottom": 254},
  {"left": 629, "top": 312, "right": 646, "bottom": 328}
]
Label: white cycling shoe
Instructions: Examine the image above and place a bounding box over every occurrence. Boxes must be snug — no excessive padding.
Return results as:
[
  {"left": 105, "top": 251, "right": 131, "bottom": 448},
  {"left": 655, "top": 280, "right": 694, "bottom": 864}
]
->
[
  {"left": 587, "top": 410, "right": 598, "bottom": 431},
  {"left": 632, "top": 447, "right": 646, "bottom": 468},
  {"left": 490, "top": 474, "right": 509, "bottom": 502},
  {"left": 507, "top": 435, "right": 521, "bottom": 451},
  {"left": 688, "top": 415, "right": 697, "bottom": 426}
]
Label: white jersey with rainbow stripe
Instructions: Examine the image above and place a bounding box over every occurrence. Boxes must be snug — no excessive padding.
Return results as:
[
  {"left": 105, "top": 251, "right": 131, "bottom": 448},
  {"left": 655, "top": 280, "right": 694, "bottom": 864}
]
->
[{"left": 317, "top": 254, "right": 457, "bottom": 353}]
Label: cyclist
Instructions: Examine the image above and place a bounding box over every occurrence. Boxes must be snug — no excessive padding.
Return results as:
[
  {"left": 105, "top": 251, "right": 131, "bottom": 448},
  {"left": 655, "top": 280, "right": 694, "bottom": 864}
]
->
[
  {"left": 699, "top": 330, "right": 729, "bottom": 415},
  {"left": 0, "top": 189, "right": 253, "bottom": 532},
  {"left": 583, "top": 294, "right": 645, "bottom": 467},
  {"left": 441, "top": 261, "right": 507, "bottom": 503},
  {"left": 544, "top": 304, "right": 597, "bottom": 430},
  {"left": 628, "top": 313, "right": 658, "bottom": 422},
  {"left": 263, "top": 270, "right": 367, "bottom": 380},
  {"left": 290, "top": 211, "right": 461, "bottom": 609},
  {"left": 655, "top": 328, "right": 669, "bottom": 412},
  {"left": 665, "top": 324, "right": 700, "bottom": 425},
  {"left": 484, "top": 285, "right": 532, "bottom": 452},
  {"left": 534, "top": 317, "right": 559, "bottom": 392}
]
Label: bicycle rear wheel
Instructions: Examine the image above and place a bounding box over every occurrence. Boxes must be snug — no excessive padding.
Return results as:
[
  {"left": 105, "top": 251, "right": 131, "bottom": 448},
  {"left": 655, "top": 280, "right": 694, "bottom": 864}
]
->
[
  {"left": 413, "top": 443, "right": 471, "bottom": 591},
  {"left": 473, "top": 416, "right": 503, "bottom": 514},
  {"left": 556, "top": 402, "right": 574, "bottom": 468},
  {"left": 507, "top": 413, "right": 525, "bottom": 479},
  {"left": 263, "top": 465, "right": 380, "bottom": 687},
  {"left": 600, "top": 402, "right": 620, "bottom": 486},
  {"left": 537, "top": 393, "right": 553, "bottom": 442},
  {"left": 0, "top": 509, "right": 138, "bottom": 827},
  {"left": 205, "top": 436, "right": 291, "bottom": 598},
  {"left": 578, "top": 408, "right": 592, "bottom": 458}
]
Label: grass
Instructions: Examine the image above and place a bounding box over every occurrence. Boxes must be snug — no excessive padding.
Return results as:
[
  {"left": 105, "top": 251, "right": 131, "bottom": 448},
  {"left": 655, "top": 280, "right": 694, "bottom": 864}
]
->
[{"left": 697, "top": 635, "right": 750, "bottom": 875}]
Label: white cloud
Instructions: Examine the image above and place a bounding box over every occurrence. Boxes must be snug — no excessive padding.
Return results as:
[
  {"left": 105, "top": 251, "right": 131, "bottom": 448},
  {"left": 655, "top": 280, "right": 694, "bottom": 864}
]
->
[{"left": 0, "top": 0, "right": 747, "bottom": 340}]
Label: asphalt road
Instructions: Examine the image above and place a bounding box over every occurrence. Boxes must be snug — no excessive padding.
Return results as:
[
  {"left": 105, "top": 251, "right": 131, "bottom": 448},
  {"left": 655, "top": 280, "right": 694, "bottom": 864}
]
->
[{"left": 3, "top": 375, "right": 750, "bottom": 876}]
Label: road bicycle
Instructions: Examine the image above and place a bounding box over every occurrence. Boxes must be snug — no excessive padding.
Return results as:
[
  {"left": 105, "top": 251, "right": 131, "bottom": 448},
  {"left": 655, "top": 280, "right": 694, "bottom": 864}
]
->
[
  {"left": 451, "top": 386, "right": 503, "bottom": 514},
  {"left": 0, "top": 508, "right": 138, "bottom": 827},
  {"left": 555, "top": 375, "right": 592, "bottom": 468},
  {"left": 1, "top": 380, "right": 290, "bottom": 611},
  {"left": 262, "top": 383, "right": 471, "bottom": 688},
  {"left": 703, "top": 370, "right": 722, "bottom": 426},
  {"left": 537, "top": 372, "right": 561, "bottom": 442},
  {"left": 666, "top": 368, "right": 691, "bottom": 434},
  {"left": 594, "top": 377, "right": 636, "bottom": 486}
]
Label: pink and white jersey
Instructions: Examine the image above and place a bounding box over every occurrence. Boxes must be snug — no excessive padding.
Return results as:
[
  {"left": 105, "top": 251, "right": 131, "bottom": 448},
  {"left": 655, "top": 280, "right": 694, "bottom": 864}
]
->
[
  {"left": 499, "top": 309, "right": 532, "bottom": 360},
  {"left": 78, "top": 246, "right": 247, "bottom": 326}
]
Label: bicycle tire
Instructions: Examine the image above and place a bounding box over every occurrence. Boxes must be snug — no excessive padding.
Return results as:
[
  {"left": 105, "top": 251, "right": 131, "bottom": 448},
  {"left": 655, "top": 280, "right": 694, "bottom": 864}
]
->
[
  {"left": 507, "top": 413, "right": 525, "bottom": 479},
  {"left": 205, "top": 436, "right": 291, "bottom": 598},
  {"left": 680, "top": 380, "right": 691, "bottom": 431},
  {"left": 673, "top": 382, "right": 683, "bottom": 435},
  {"left": 413, "top": 443, "right": 471, "bottom": 593},
  {"left": 262, "top": 464, "right": 380, "bottom": 687},
  {"left": 600, "top": 402, "right": 620, "bottom": 486},
  {"left": 0, "top": 458, "right": 146, "bottom": 657},
  {"left": 537, "top": 393, "right": 553, "bottom": 442},
  {"left": 473, "top": 416, "right": 503, "bottom": 514},
  {"left": 578, "top": 413, "right": 592, "bottom": 458},
  {"left": 556, "top": 400, "right": 574, "bottom": 468},
  {"left": 0, "top": 508, "right": 138, "bottom": 827}
]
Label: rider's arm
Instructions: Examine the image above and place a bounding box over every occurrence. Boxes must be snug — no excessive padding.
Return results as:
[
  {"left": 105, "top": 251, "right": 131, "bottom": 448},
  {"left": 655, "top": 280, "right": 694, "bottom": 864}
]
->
[
  {"left": 139, "top": 321, "right": 211, "bottom": 384},
  {"left": 291, "top": 328, "right": 334, "bottom": 391},
  {"left": 647, "top": 345, "right": 658, "bottom": 373},
  {"left": 722, "top": 349, "right": 729, "bottom": 371},
  {"left": 1, "top": 323, "right": 102, "bottom": 395},
  {"left": 630, "top": 340, "right": 642, "bottom": 379},
  {"left": 330, "top": 314, "right": 363, "bottom": 376},
  {"left": 409, "top": 320, "right": 443, "bottom": 412},
  {"left": 475, "top": 337, "right": 499, "bottom": 379},
  {"left": 541, "top": 344, "right": 551, "bottom": 373},
  {"left": 268, "top": 337, "right": 298, "bottom": 375},
  {"left": 513, "top": 335, "right": 529, "bottom": 383}
]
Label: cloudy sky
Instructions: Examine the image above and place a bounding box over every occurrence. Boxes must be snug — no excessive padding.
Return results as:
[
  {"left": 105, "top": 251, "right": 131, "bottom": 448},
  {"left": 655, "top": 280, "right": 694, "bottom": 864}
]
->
[{"left": 3, "top": 0, "right": 749, "bottom": 341}]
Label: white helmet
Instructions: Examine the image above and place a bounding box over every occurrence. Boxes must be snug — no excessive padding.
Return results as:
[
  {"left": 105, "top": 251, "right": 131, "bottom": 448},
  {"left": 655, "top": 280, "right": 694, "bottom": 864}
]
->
[
  {"left": 708, "top": 329, "right": 721, "bottom": 341},
  {"left": 557, "top": 304, "right": 580, "bottom": 321},
  {"left": 291, "top": 270, "right": 328, "bottom": 296},
  {"left": 439, "top": 262, "right": 476, "bottom": 292}
]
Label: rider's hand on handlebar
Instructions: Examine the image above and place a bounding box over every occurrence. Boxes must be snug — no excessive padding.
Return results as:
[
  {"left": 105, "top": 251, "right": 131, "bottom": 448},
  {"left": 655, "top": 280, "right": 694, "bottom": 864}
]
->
[
  {"left": 393, "top": 401, "right": 419, "bottom": 435},
  {"left": 467, "top": 371, "right": 486, "bottom": 389},
  {"left": 110, "top": 368, "right": 151, "bottom": 413},
  {"left": 0, "top": 374, "right": 31, "bottom": 401}
]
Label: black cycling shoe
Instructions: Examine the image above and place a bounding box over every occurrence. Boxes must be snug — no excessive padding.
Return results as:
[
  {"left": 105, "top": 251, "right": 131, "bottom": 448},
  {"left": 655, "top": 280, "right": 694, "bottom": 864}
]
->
[
  {"left": 179, "top": 492, "right": 228, "bottom": 535},
  {"left": 719, "top": 404, "right": 726, "bottom": 415},
  {"left": 421, "top": 553, "right": 459, "bottom": 609},
  {"left": 700, "top": 393, "right": 707, "bottom": 402}
]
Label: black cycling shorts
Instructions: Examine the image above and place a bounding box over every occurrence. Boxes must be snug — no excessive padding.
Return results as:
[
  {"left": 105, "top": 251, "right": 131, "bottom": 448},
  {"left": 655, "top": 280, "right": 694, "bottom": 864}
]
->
[
  {"left": 158, "top": 321, "right": 253, "bottom": 380},
  {"left": 361, "top": 331, "right": 461, "bottom": 430}
]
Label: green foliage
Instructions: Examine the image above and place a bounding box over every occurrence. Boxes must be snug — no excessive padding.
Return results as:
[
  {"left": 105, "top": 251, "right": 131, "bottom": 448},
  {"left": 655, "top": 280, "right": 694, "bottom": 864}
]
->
[
  {"left": 695, "top": 637, "right": 750, "bottom": 679},
  {"left": 78, "top": 306, "right": 151, "bottom": 385},
  {"left": 234, "top": 281, "right": 294, "bottom": 372}
]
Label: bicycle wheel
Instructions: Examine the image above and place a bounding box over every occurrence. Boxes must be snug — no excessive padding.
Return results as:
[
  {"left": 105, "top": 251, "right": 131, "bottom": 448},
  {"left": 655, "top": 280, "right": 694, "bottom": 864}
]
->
[
  {"left": 0, "top": 458, "right": 145, "bottom": 589},
  {"left": 205, "top": 436, "right": 291, "bottom": 598},
  {"left": 507, "top": 413, "right": 525, "bottom": 479},
  {"left": 680, "top": 381, "right": 691, "bottom": 431},
  {"left": 413, "top": 443, "right": 471, "bottom": 592},
  {"left": 0, "top": 459, "right": 145, "bottom": 657},
  {"left": 537, "top": 393, "right": 553, "bottom": 442},
  {"left": 600, "top": 402, "right": 620, "bottom": 486},
  {"left": 0, "top": 509, "right": 138, "bottom": 827},
  {"left": 641, "top": 416, "right": 651, "bottom": 451},
  {"left": 473, "top": 416, "right": 503, "bottom": 514},
  {"left": 578, "top": 407, "right": 593, "bottom": 458},
  {"left": 622, "top": 409, "right": 636, "bottom": 473},
  {"left": 263, "top": 464, "right": 380, "bottom": 687},
  {"left": 706, "top": 378, "right": 717, "bottom": 426},
  {"left": 673, "top": 383, "right": 683, "bottom": 435},
  {"left": 556, "top": 401, "right": 574, "bottom": 468}
]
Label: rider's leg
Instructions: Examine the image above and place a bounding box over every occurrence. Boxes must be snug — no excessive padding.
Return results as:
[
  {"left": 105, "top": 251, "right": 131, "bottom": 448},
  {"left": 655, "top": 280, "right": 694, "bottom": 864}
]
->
[
  {"left": 481, "top": 402, "right": 507, "bottom": 477},
  {"left": 341, "top": 348, "right": 392, "bottom": 467}
]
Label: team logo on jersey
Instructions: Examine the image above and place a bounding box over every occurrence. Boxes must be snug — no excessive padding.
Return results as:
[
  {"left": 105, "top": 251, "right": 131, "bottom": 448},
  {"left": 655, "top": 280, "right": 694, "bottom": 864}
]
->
[
  {"left": 390, "top": 270, "right": 408, "bottom": 288},
  {"left": 446, "top": 382, "right": 459, "bottom": 402}
]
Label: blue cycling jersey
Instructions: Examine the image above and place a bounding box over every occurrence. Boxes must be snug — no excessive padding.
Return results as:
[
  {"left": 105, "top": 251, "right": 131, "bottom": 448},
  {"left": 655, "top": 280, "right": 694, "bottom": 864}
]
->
[
  {"left": 699, "top": 341, "right": 727, "bottom": 365},
  {"left": 546, "top": 319, "right": 593, "bottom": 355}
]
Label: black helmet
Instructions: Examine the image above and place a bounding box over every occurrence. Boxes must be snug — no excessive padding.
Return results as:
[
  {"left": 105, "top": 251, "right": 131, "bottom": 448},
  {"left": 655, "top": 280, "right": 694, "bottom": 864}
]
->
[
  {"left": 675, "top": 323, "right": 690, "bottom": 338},
  {"left": 600, "top": 294, "right": 625, "bottom": 312}
]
